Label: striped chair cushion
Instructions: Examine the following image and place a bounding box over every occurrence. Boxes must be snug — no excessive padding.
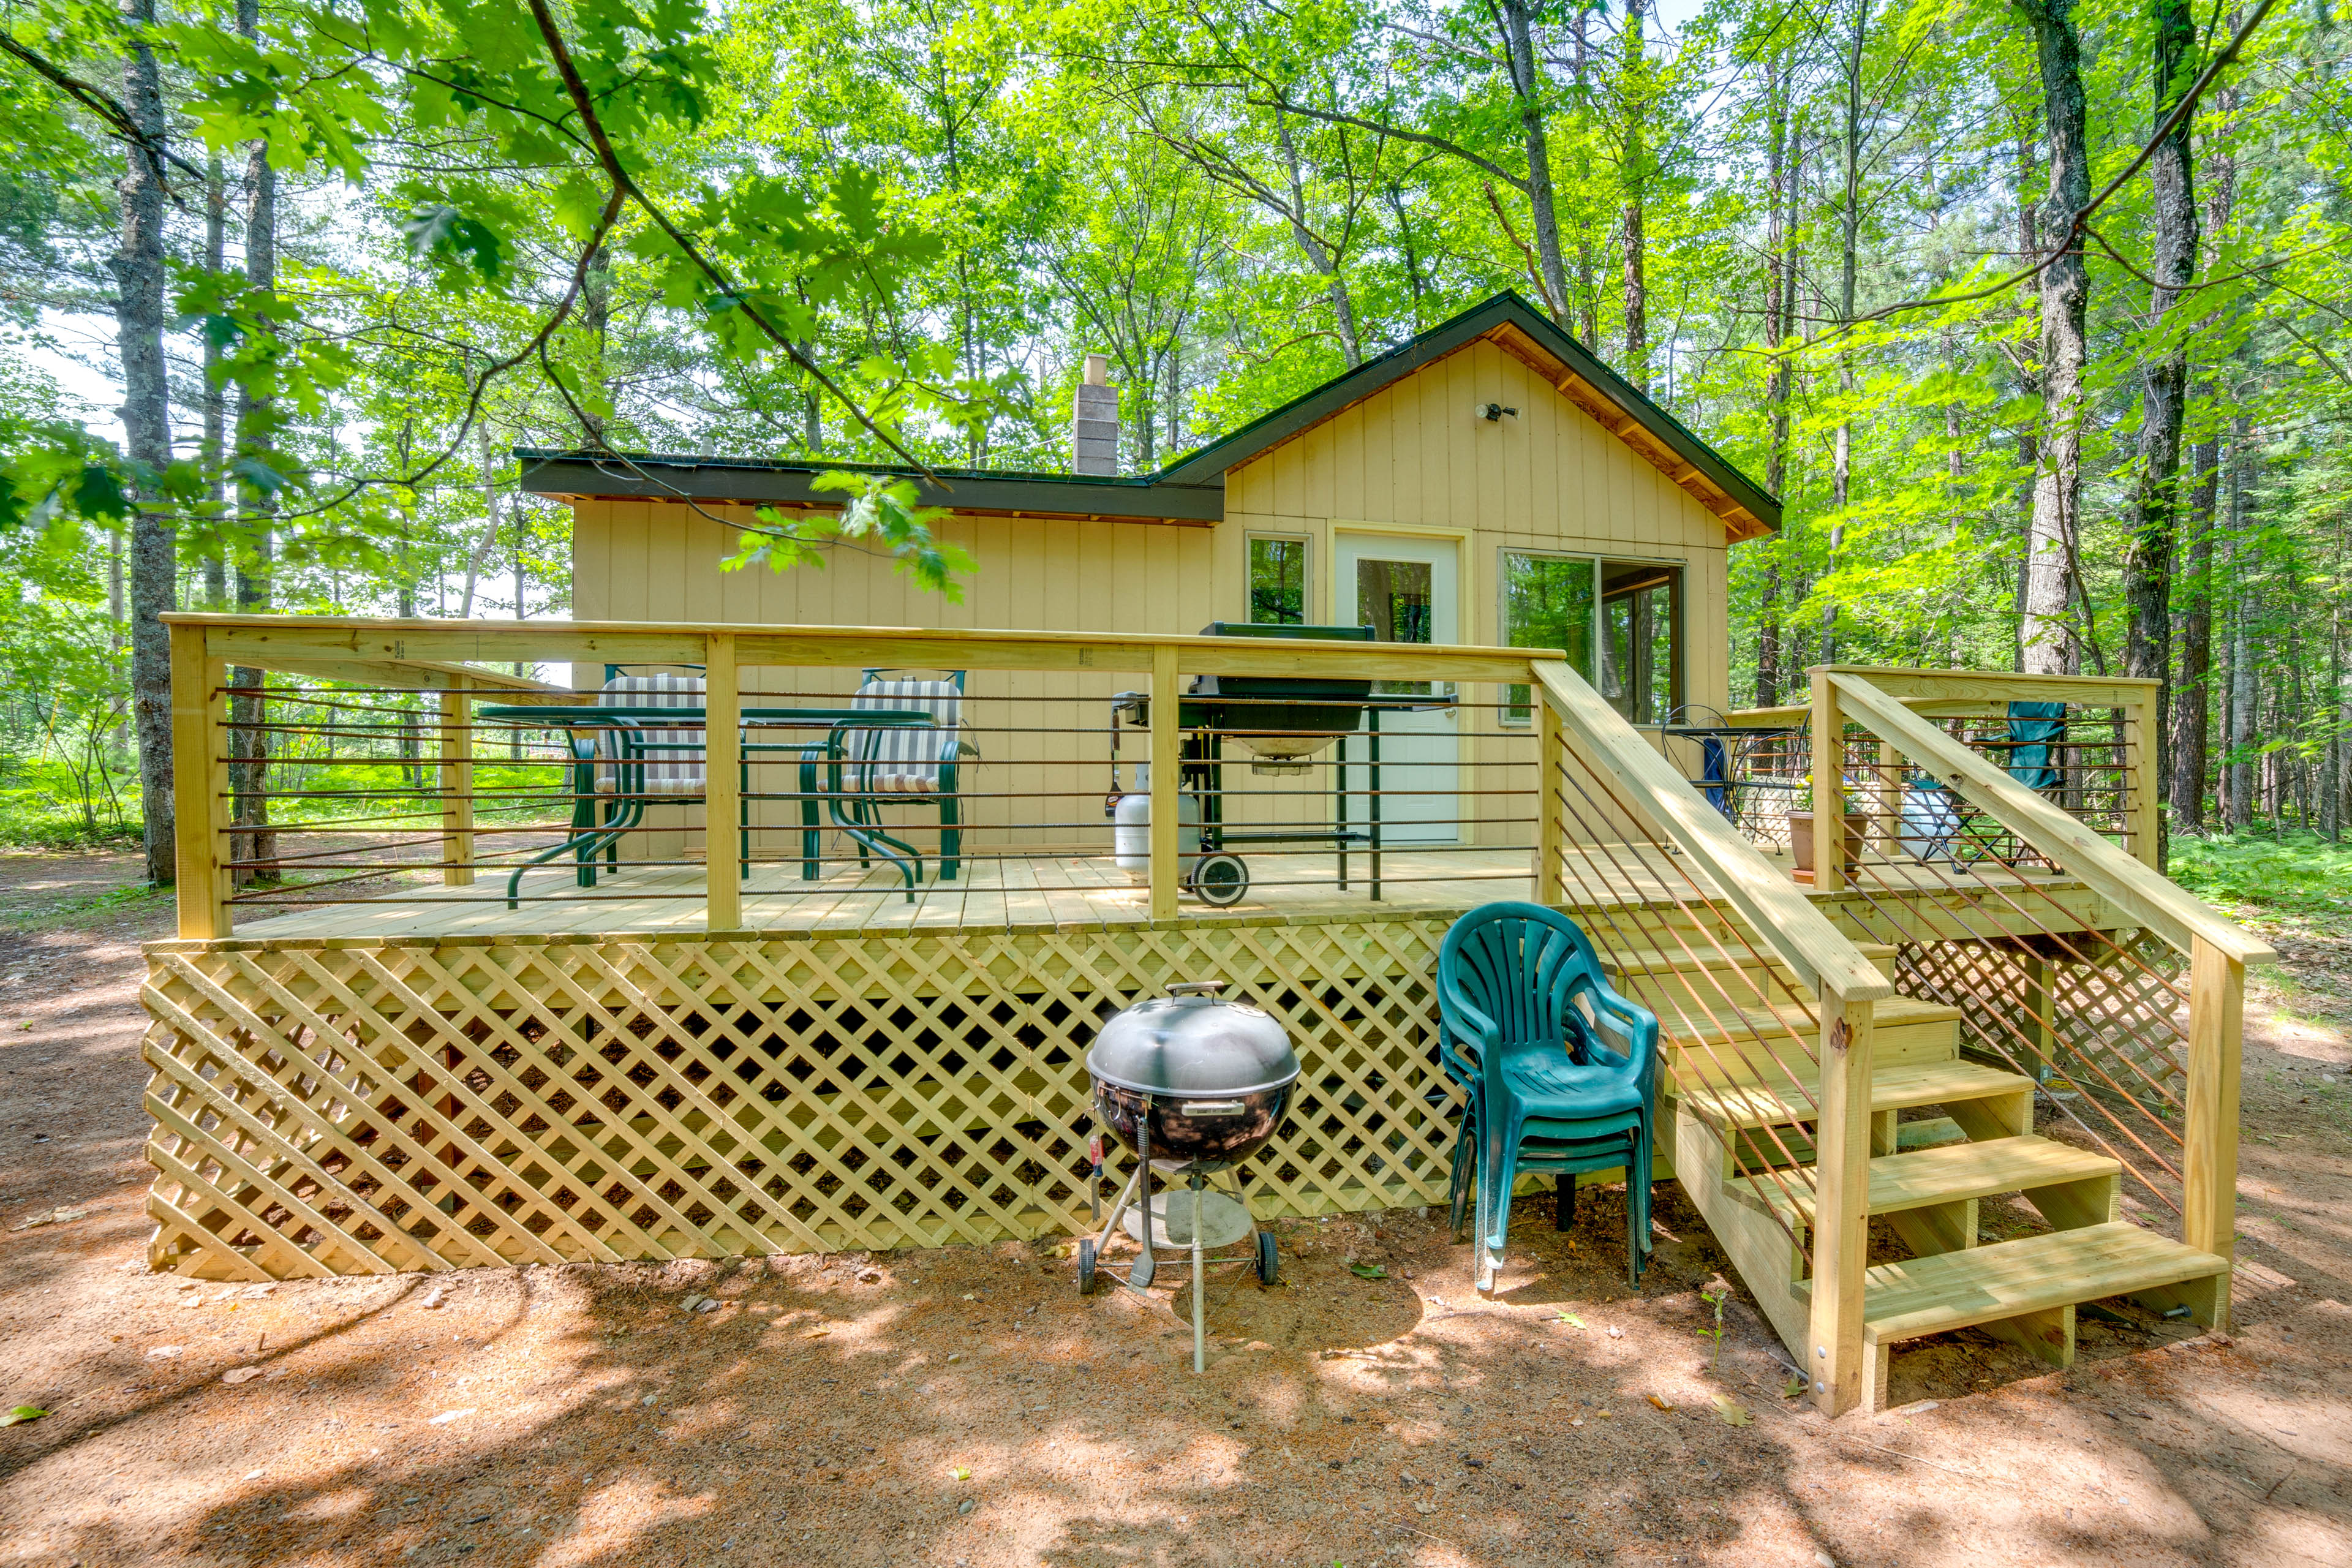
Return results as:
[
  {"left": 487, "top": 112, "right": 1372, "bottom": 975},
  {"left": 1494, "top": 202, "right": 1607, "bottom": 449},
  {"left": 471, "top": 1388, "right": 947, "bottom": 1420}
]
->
[
  {"left": 595, "top": 673, "right": 706, "bottom": 796},
  {"left": 844, "top": 679, "right": 960, "bottom": 794}
]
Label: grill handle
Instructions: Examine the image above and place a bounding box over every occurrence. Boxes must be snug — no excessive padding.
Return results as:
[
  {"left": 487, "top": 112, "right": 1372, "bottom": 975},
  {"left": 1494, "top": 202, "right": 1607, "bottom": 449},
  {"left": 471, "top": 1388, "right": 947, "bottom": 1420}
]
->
[
  {"left": 1168, "top": 981, "right": 1227, "bottom": 997},
  {"left": 1177, "top": 1099, "right": 1246, "bottom": 1117}
]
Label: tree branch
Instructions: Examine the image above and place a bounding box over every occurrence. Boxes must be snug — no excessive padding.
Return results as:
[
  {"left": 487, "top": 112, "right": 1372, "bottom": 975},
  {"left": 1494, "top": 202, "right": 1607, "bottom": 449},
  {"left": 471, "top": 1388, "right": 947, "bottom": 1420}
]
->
[{"left": 523, "top": 0, "right": 932, "bottom": 477}]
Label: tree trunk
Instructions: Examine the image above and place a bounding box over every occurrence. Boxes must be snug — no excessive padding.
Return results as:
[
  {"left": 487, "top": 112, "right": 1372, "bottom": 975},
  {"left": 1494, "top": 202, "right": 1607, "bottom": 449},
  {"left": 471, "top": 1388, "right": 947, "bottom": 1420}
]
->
[
  {"left": 581, "top": 243, "right": 612, "bottom": 447},
  {"left": 1500, "top": 0, "right": 1572, "bottom": 322},
  {"left": 201, "top": 153, "right": 228, "bottom": 610},
  {"left": 2171, "top": 434, "right": 2217, "bottom": 831},
  {"left": 1757, "top": 55, "right": 1792, "bottom": 711},
  {"left": 114, "top": 0, "right": 175, "bottom": 886},
  {"left": 2224, "top": 417, "right": 2255, "bottom": 831},
  {"left": 228, "top": 0, "right": 278, "bottom": 887},
  {"left": 2015, "top": 0, "right": 2090, "bottom": 679},
  {"left": 1572, "top": 8, "right": 1598, "bottom": 344},
  {"left": 1618, "top": 0, "right": 1648, "bottom": 388},
  {"left": 1272, "top": 108, "right": 1363, "bottom": 365},
  {"left": 2125, "top": 0, "right": 2198, "bottom": 864}
]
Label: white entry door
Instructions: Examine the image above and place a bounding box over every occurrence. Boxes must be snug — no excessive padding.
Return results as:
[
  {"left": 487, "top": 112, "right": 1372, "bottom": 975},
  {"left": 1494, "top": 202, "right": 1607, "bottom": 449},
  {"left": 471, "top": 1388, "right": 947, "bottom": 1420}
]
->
[{"left": 1337, "top": 533, "right": 1461, "bottom": 845}]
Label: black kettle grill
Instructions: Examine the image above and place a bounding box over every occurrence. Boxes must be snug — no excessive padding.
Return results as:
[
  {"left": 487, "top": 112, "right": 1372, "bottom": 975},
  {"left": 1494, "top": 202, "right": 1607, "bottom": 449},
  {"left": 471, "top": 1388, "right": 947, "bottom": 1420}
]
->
[{"left": 1077, "top": 981, "right": 1300, "bottom": 1371}]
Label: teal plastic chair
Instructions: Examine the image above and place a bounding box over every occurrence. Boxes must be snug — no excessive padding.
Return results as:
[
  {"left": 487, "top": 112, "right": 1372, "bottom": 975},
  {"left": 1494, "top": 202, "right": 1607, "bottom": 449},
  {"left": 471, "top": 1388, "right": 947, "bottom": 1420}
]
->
[{"left": 1437, "top": 903, "right": 1661, "bottom": 1293}]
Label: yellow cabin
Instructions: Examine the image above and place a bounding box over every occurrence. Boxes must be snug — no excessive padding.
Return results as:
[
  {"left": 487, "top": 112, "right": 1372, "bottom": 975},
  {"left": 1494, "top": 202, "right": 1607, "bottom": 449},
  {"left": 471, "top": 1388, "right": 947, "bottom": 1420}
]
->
[
  {"left": 533, "top": 293, "right": 1773, "bottom": 714},
  {"left": 522, "top": 292, "right": 1777, "bottom": 867}
]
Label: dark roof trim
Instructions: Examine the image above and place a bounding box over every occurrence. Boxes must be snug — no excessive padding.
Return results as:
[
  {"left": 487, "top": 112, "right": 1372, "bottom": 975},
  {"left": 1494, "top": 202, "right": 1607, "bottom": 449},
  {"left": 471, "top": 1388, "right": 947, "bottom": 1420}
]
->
[
  {"left": 1156, "top": 292, "right": 1779, "bottom": 530},
  {"left": 517, "top": 449, "right": 1224, "bottom": 522}
]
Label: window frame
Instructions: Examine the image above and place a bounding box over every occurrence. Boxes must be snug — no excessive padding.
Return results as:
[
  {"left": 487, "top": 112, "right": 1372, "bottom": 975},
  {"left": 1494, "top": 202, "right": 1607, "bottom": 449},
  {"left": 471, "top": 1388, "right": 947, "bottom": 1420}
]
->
[
  {"left": 1245, "top": 531, "right": 1314, "bottom": 626},
  {"left": 1496, "top": 548, "right": 1602, "bottom": 727}
]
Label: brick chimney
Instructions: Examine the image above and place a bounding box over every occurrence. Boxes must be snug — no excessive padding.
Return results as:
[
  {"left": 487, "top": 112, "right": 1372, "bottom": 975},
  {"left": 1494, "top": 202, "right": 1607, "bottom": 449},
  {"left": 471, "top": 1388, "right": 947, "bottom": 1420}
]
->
[{"left": 1072, "top": 353, "right": 1119, "bottom": 475}]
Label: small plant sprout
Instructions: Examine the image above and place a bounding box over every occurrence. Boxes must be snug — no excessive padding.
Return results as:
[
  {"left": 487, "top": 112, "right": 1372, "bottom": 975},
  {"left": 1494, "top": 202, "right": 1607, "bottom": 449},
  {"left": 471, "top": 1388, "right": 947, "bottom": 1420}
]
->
[
  {"left": 1698, "top": 1286, "right": 1728, "bottom": 1369},
  {"left": 949, "top": 1466, "right": 970, "bottom": 1482}
]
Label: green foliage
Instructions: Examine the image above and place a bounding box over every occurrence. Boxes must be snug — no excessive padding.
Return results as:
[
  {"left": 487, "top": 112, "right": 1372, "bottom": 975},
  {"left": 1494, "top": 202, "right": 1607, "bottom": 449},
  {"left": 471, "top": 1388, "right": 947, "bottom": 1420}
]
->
[
  {"left": 2168, "top": 832, "right": 2352, "bottom": 924},
  {"left": 723, "top": 472, "right": 976, "bottom": 600}
]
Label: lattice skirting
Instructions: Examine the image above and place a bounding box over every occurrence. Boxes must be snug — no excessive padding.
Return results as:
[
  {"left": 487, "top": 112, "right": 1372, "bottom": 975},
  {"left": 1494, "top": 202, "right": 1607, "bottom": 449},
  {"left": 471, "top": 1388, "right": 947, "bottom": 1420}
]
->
[{"left": 139, "top": 918, "right": 1471, "bottom": 1280}]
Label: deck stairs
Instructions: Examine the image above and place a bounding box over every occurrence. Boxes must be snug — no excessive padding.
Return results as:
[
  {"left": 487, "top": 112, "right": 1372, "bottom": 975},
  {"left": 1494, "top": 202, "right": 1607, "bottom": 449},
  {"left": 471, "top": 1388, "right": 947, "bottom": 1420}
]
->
[{"left": 1602, "top": 933, "right": 2231, "bottom": 1414}]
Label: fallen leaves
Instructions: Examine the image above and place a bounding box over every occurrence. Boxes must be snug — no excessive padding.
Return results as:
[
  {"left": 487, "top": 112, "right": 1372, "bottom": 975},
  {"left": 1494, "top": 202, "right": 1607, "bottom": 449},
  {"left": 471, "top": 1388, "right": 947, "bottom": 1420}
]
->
[
  {"left": 1645, "top": 1393, "right": 1672, "bottom": 1411},
  {"left": 1711, "top": 1394, "right": 1752, "bottom": 1427},
  {"left": 1348, "top": 1264, "right": 1388, "bottom": 1280},
  {"left": 9, "top": 1205, "right": 88, "bottom": 1231},
  {"left": 221, "top": 1368, "right": 265, "bottom": 1386},
  {"left": 2, "top": 1406, "right": 48, "bottom": 1425},
  {"left": 1784, "top": 1375, "right": 1809, "bottom": 1400},
  {"left": 1550, "top": 1311, "right": 1586, "bottom": 1329}
]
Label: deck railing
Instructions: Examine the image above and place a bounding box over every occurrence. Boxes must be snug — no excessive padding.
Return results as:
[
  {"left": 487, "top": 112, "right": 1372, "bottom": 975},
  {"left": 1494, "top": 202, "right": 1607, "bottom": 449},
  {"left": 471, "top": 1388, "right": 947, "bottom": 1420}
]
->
[
  {"left": 1785, "top": 666, "right": 2271, "bottom": 1340},
  {"left": 165, "top": 614, "right": 1566, "bottom": 937}
]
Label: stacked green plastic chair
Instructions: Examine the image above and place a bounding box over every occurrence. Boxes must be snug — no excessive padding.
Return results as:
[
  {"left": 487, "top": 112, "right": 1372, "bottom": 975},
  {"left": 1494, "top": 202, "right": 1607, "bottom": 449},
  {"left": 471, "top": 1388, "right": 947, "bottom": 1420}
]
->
[{"left": 1437, "top": 902, "right": 1661, "bottom": 1294}]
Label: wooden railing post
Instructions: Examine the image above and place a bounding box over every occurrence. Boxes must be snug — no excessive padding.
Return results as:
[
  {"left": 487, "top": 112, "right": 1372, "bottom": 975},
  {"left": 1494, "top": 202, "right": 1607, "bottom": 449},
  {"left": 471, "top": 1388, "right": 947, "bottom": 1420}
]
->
[
  {"left": 169, "top": 620, "right": 232, "bottom": 940},
  {"left": 437, "top": 680, "right": 475, "bottom": 887},
  {"left": 1148, "top": 643, "right": 1180, "bottom": 921},
  {"left": 1807, "top": 989, "right": 1875, "bottom": 1415},
  {"left": 2182, "top": 935, "right": 2243, "bottom": 1327},
  {"left": 2122, "top": 687, "right": 2163, "bottom": 869},
  {"left": 704, "top": 631, "right": 742, "bottom": 931},
  {"left": 1809, "top": 667, "right": 1846, "bottom": 891},
  {"left": 1535, "top": 680, "right": 1563, "bottom": 903}
]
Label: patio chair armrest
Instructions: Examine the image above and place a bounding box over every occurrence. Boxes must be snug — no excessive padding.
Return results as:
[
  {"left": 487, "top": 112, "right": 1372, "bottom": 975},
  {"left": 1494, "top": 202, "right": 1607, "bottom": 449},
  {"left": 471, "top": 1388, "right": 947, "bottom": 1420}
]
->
[
  {"left": 1435, "top": 977, "right": 1501, "bottom": 1057},
  {"left": 1587, "top": 983, "right": 1660, "bottom": 1076}
]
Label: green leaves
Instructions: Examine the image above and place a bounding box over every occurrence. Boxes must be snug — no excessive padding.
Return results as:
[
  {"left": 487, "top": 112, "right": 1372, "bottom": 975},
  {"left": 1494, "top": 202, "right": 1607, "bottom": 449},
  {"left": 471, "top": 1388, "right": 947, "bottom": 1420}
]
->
[
  {"left": 721, "top": 473, "right": 974, "bottom": 602},
  {"left": 1348, "top": 1262, "right": 1387, "bottom": 1280},
  {"left": 402, "top": 205, "right": 507, "bottom": 285},
  {"left": 1, "top": 1406, "right": 48, "bottom": 1426}
]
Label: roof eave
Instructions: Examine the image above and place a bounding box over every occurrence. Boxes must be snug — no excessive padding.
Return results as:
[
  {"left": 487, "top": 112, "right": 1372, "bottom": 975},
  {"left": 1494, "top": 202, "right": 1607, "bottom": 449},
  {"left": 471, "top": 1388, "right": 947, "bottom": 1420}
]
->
[{"left": 516, "top": 451, "right": 1224, "bottom": 524}]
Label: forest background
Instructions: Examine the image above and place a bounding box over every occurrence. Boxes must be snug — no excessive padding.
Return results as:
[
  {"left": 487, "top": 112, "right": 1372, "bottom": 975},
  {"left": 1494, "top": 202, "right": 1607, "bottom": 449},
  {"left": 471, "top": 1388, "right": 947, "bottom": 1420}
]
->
[{"left": 0, "top": 0, "right": 2345, "bottom": 893}]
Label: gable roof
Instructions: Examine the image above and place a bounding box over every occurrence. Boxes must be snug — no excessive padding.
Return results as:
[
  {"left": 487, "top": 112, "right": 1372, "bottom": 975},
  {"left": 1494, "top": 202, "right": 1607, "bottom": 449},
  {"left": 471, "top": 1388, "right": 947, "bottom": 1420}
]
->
[
  {"left": 1161, "top": 292, "right": 1776, "bottom": 538},
  {"left": 518, "top": 291, "right": 1776, "bottom": 538}
]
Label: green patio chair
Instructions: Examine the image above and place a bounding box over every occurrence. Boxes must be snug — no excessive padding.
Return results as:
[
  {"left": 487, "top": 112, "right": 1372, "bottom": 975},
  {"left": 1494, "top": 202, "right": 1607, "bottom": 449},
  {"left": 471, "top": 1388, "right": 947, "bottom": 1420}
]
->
[
  {"left": 808, "top": 670, "right": 968, "bottom": 886},
  {"left": 1437, "top": 902, "right": 1661, "bottom": 1294}
]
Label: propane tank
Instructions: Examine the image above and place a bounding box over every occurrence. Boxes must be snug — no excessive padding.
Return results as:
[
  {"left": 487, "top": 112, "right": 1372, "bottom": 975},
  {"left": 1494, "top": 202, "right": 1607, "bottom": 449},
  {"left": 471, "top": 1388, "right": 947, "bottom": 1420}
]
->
[{"left": 1112, "top": 764, "right": 1200, "bottom": 883}]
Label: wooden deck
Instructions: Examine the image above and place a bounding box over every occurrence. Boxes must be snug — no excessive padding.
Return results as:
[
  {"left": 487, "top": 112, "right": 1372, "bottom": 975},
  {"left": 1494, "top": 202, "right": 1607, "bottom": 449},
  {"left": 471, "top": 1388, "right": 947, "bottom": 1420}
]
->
[{"left": 210, "top": 842, "right": 2114, "bottom": 946}]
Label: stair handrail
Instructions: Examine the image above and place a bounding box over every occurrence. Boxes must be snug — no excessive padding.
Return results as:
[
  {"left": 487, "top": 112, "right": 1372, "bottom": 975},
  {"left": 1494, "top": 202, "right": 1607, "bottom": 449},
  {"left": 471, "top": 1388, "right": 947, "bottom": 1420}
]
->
[
  {"left": 1532, "top": 663, "right": 1891, "bottom": 1004},
  {"left": 1826, "top": 671, "right": 2275, "bottom": 968}
]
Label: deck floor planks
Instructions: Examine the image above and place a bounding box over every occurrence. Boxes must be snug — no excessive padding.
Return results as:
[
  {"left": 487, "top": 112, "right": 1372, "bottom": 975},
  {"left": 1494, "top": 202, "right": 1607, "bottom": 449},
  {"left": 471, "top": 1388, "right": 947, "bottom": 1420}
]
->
[{"left": 214, "top": 840, "right": 2095, "bottom": 946}]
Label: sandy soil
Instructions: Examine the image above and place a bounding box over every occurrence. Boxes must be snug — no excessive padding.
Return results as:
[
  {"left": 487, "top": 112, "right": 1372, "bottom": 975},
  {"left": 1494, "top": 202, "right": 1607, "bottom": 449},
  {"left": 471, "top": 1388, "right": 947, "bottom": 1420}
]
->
[{"left": 0, "top": 848, "right": 2346, "bottom": 1568}]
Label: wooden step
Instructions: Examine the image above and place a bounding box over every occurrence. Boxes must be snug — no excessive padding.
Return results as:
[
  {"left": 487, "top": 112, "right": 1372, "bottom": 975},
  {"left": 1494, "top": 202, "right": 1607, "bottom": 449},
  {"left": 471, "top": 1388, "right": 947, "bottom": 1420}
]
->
[
  {"left": 1678, "top": 1059, "right": 2037, "bottom": 1131},
  {"left": 1602, "top": 940, "right": 1894, "bottom": 980},
  {"left": 1727, "top": 1134, "right": 2119, "bottom": 1224},
  {"left": 1659, "top": 995, "right": 1960, "bottom": 1052},
  {"left": 1792, "top": 1221, "right": 2229, "bottom": 1412}
]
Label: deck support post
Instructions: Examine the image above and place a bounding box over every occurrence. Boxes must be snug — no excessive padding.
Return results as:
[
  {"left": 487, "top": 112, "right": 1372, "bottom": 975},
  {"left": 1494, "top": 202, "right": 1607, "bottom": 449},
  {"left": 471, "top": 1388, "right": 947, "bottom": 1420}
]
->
[
  {"left": 1535, "top": 689, "right": 1562, "bottom": 903},
  {"left": 170, "top": 622, "right": 232, "bottom": 940},
  {"left": 1810, "top": 669, "right": 1846, "bottom": 891},
  {"left": 1807, "top": 990, "right": 1874, "bottom": 1416},
  {"left": 705, "top": 632, "right": 742, "bottom": 931},
  {"left": 437, "top": 681, "right": 475, "bottom": 888},
  {"left": 2181, "top": 935, "right": 2242, "bottom": 1327},
  {"left": 1149, "top": 643, "right": 1180, "bottom": 921},
  {"left": 2019, "top": 949, "right": 2056, "bottom": 1082}
]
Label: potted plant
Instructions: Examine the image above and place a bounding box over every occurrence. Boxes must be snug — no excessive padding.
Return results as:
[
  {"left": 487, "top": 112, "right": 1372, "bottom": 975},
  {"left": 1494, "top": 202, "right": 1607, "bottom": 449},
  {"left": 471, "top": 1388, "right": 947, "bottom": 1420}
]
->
[{"left": 1786, "top": 782, "right": 1866, "bottom": 876}]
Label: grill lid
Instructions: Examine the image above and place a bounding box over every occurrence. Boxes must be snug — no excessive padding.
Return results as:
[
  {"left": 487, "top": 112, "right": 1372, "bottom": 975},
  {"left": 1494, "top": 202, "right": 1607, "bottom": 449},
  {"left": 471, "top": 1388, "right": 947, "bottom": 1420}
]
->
[{"left": 1087, "top": 982, "right": 1300, "bottom": 1097}]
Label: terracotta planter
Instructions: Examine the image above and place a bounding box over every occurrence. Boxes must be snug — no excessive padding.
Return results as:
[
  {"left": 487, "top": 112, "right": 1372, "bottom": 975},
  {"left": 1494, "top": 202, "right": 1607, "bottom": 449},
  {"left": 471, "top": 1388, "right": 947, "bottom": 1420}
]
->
[{"left": 1788, "top": 810, "right": 1866, "bottom": 875}]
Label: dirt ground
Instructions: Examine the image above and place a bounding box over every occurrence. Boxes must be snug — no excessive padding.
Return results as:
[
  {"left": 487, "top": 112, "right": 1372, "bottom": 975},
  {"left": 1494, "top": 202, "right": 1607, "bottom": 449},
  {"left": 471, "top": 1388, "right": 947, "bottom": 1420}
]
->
[{"left": 0, "top": 848, "right": 2346, "bottom": 1568}]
